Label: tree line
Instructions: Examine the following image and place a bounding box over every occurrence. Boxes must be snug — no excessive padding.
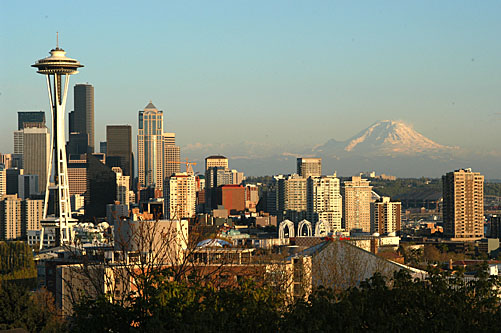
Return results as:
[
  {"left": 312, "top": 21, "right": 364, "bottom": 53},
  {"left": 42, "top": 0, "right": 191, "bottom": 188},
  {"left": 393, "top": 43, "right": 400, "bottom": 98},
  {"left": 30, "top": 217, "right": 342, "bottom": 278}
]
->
[{"left": 2, "top": 262, "right": 501, "bottom": 331}]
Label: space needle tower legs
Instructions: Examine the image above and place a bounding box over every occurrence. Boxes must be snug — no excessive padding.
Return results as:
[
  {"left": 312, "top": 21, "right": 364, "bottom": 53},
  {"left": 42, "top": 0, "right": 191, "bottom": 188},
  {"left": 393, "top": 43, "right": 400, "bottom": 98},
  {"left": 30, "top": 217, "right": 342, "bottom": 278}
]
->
[{"left": 32, "top": 38, "right": 84, "bottom": 249}]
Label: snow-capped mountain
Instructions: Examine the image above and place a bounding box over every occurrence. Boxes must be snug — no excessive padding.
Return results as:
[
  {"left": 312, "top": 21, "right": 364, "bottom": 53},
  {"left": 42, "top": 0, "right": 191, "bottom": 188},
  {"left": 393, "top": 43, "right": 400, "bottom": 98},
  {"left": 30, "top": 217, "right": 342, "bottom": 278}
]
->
[{"left": 315, "top": 120, "right": 455, "bottom": 156}]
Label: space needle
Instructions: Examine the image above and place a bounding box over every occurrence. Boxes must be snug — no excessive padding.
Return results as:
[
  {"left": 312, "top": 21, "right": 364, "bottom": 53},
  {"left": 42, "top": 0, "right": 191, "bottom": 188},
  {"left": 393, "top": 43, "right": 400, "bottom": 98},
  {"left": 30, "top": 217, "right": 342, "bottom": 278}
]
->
[{"left": 32, "top": 35, "right": 83, "bottom": 249}]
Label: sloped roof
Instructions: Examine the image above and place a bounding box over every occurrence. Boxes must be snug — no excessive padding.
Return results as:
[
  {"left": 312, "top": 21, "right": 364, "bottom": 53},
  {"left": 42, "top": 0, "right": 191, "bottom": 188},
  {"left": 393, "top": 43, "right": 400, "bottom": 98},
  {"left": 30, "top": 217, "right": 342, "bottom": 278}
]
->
[{"left": 144, "top": 101, "right": 157, "bottom": 109}]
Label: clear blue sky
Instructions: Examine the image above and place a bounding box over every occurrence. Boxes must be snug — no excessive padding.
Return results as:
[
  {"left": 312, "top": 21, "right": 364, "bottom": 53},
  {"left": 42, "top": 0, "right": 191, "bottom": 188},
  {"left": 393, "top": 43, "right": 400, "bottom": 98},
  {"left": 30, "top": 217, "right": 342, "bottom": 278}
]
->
[{"left": 1, "top": 1, "right": 500, "bottom": 157}]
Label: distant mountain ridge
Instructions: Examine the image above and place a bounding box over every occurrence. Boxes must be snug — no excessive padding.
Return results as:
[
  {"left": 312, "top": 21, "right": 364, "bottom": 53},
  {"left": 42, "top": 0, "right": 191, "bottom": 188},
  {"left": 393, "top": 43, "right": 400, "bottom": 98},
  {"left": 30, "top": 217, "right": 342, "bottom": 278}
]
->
[
  {"left": 314, "top": 120, "right": 455, "bottom": 156},
  {"left": 183, "top": 120, "right": 500, "bottom": 178}
]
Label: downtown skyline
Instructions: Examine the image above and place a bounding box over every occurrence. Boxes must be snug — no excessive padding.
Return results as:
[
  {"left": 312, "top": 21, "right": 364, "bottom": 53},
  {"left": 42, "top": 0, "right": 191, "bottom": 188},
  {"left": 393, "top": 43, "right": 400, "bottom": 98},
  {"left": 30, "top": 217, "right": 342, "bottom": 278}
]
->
[{"left": 1, "top": 1, "right": 501, "bottom": 177}]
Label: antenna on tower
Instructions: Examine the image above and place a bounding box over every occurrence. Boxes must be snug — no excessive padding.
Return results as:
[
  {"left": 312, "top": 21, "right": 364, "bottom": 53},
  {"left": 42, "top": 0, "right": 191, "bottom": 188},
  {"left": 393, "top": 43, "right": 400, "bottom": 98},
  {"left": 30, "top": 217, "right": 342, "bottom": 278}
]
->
[{"left": 56, "top": 32, "right": 59, "bottom": 48}]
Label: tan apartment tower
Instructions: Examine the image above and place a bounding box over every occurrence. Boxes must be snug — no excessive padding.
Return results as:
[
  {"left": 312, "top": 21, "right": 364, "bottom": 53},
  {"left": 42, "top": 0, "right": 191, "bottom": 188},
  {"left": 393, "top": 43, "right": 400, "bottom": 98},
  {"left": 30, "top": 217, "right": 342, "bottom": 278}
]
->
[
  {"left": 164, "top": 172, "right": 196, "bottom": 220},
  {"left": 307, "top": 174, "right": 342, "bottom": 232},
  {"left": 278, "top": 174, "right": 307, "bottom": 222},
  {"left": 0, "top": 195, "right": 22, "bottom": 240},
  {"left": 371, "top": 197, "right": 401, "bottom": 235},
  {"left": 443, "top": 169, "right": 484, "bottom": 240},
  {"left": 297, "top": 157, "right": 322, "bottom": 178},
  {"left": 343, "top": 176, "right": 373, "bottom": 233}
]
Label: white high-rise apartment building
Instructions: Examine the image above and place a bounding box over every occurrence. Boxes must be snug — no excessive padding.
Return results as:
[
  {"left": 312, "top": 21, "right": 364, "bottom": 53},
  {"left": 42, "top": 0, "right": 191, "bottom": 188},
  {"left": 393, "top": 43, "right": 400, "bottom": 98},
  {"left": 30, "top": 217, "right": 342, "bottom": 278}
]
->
[
  {"left": 112, "top": 167, "right": 130, "bottom": 206},
  {"left": 164, "top": 172, "right": 196, "bottom": 220},
  {"left": 138, "top": 102, "right": 164, "bottom": 190},
  {"left": 343, "top": 176, "right": 373, "bottom": 233},
  {"left": 307, "top": 174, "right": 342, "bottom": 232},
  {"left": 23, "top": 127, "right": 50, "bottom": 191}
]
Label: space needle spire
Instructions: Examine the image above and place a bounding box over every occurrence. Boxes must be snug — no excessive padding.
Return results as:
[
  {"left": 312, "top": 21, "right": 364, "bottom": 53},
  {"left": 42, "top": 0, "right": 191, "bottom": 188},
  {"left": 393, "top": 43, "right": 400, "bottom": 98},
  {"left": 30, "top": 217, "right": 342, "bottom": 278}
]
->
[{"left": 32, "top": 37, "right": 83, "bottom": 249}]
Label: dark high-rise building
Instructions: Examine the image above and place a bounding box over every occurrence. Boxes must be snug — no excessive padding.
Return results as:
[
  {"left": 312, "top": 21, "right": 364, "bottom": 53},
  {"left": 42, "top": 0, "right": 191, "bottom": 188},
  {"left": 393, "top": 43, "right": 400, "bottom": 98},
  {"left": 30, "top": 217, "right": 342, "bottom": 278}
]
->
[
  {"left": 6, "top": 168, "right": 23, "bottom": 195},
  {"left": 67, "top": 133, "right": 89, "bottom": 156},
  {"left": 100, "top": 141, "right": 107, "bottom": 154},
  {"left": 85, "top": 154, "right": 116, "bottom": 218},
  {"left": 107, "top": 125, "right": 133, "bottom": 188},
  {"left": 18, "top": 111, "right": 45, "bottom": 130},
  {"left": 73, "top": 84, "right": 94, "bottom": 153}
]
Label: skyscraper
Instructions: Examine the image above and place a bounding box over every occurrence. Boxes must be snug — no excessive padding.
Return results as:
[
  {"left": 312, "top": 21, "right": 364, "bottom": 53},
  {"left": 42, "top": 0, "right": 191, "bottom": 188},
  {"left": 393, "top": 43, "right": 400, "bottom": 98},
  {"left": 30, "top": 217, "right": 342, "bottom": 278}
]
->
[
  {"left": 277, "top": 174, "right": 307, "bottom": 222},
  {"left": 163, "top": 132, "right": 180, "bottom": 179},
  {"left": 205, "top": 155, "right": 228, "bottom": 171},
  {"left": 67, "top": 155, "right": 87, "bottom": 196},
  {"left": 443, "top": 168, "right": 484, "bottom": 240},
  {"left": 107, "top": 125, "right": 133, "bottom": 187},
  {"left": 297, "top": 157, "right": 322, "bottom": 178},
  {"left": 6, "top": 168, "right": 23, "bottom": 195},
  {"left": 307, "top": 174, "right": 343, "bottom": 232},
  {"left": 112, "top": 167, "right": 130, "bottom": 206},
  {"left": 164, "top": 172, "right": 196, "bottom": 220},
  {"left": 13, "top": 130, "right": 24, "bottom": 155},
  {"left": 21, "top": 199, "right": 44, "bottom": 238},
  {"left": 85, "top": 154, "right": 116, "bottom": 218},
  {"left": 0, "top": 168, "right": 6, "bottom": 197},
  {"left": 73, "top": 83, "right": 94, "bottom": 153},
  {"left": 371, "top": 197, "right": 401, "bottom": 235},
  {"left": 138, "top": 102, "right": 164, "bottom": 190},
  {"left": 18, "top": 175, "right": 39, "bottom": 199},
  {"left": 18, "top": 111, "right": 45, "bottom": 130},
  {"left": 14, "top": 121, "right": 46, "bottom": 164},
  {"left": 0, "top": 195, "right": 22, "bottom": 240},
  {"left": 343, "top": 176, "right": 373, "bottom": 233},
  {"left": 23, "top": 127, "right": 50, "bottom": 191}
]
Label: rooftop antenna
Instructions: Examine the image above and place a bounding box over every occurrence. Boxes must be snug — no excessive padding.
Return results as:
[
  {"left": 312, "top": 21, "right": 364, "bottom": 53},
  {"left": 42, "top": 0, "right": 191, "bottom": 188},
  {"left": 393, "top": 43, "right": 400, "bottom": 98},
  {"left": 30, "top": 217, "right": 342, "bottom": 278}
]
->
[{"left": 56, "top": 32, "right": 59, "bottom": 48}]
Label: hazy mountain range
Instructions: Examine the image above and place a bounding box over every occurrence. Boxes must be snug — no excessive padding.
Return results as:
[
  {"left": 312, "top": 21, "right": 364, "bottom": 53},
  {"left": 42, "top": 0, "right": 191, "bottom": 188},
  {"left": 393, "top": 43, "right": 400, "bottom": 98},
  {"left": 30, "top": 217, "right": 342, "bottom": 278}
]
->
[{"left": 183, "top": 120, "right": 501, "bottom": 179}]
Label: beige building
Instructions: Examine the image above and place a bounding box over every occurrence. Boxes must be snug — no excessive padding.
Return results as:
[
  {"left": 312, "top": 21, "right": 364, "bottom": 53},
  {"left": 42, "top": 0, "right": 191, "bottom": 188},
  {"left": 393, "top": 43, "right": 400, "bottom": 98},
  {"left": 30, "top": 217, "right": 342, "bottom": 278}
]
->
[
  {"left": 67, "top": 156, "right": 87, "bottom": 196},
  {"left": 307, "top": 174, "right": 342, "bottom": 232},
  {"left": 21, "top": 199, "right": 44, "bottom": 237},
  {"left": 0, "top": 168, "right": 6, "bottom": 197},
  {"left": 205, "top": 155, "right": 228, "bottom": 171},
  {"left": 278, "top": 174, "right": 308, "bottom": 222},
  {"left": 443, "top": 169, "right": 484, "bottom": 240},
  {"left": 164, "top": 172, "right": 196, "bottom": 220},
  {"left": 163, "top": 133, "right": 181, "bottom": 178},
  {"left": 112, "top": 167, "right": 130, "bottom": 206},
  {"left": 23, "top": 127, "right": 50, "bottom": 190},
  {"left": 297, "top": 157, "right": 322, "bottom": 178},
  {"left": 138, "top": 102, "right": 164, "bottom": 190},
  {"left": 0, "top": 195, "right": 22, "bottom": 240},
  {"left": 371, "top": 197, "right": 401, "bottom": 235},
  {"left": 0, "top": 154, "right": 13, "bottom": 169},
  {"left": 343, "top": 176, "right": 373, "bottom": 233},
  {"left": 230, "top": 169, "right": 244, "bottom": 185}
]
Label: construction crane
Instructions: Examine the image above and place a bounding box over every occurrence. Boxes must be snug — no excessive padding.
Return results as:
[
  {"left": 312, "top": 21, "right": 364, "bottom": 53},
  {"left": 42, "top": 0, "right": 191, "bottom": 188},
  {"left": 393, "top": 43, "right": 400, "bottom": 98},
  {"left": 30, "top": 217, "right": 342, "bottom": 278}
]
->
[{"left": 165, "top": 159, "right": 197, "bottom": 175}]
